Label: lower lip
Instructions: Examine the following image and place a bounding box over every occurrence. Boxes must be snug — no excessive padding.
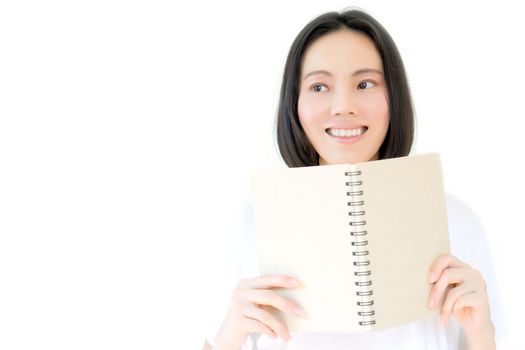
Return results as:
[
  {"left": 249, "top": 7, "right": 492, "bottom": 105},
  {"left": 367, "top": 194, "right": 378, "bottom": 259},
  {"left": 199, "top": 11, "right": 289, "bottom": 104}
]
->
[{"left": 326, "top": 130, "right": 366, "bottom": 144}]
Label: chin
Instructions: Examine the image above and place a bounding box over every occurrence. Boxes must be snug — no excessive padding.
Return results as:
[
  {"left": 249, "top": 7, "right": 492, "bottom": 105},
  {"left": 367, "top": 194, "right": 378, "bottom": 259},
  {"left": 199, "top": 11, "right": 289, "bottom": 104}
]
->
[{"left": 320, "top": 151, "right": 378, "bottom": 165}]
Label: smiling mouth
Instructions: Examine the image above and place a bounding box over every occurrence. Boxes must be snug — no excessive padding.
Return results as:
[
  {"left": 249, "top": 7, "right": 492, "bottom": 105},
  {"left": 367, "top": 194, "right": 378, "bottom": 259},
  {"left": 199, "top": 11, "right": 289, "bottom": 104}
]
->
[{"left": 325, "top": 126, "right": 368, "bottom": 137}]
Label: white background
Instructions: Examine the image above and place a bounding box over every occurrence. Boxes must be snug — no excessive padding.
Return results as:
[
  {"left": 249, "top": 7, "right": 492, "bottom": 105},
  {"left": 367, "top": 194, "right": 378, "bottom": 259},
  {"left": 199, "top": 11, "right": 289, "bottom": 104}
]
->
[{"left": 0, "top": 1, "right": 523, "bottom": 349}]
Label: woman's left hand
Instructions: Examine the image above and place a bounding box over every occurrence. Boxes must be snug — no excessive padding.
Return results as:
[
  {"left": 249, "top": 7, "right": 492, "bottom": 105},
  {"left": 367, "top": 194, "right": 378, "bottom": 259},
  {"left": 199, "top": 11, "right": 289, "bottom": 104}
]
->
[{"left": 427, "top": 253, "right": 495, "bottom": 340}]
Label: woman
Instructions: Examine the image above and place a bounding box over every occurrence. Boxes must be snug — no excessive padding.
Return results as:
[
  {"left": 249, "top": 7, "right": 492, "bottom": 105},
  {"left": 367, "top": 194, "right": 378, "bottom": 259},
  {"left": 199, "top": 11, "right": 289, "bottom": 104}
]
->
[{"left": 204, "top": 8, "right": 502, "bottom": 350}]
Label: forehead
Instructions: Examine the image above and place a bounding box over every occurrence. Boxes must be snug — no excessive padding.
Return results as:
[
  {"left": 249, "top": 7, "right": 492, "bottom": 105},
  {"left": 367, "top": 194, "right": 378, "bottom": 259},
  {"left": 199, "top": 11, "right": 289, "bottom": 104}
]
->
[{"left": 301, "top": 29, "right": 383, "bottom": 76}]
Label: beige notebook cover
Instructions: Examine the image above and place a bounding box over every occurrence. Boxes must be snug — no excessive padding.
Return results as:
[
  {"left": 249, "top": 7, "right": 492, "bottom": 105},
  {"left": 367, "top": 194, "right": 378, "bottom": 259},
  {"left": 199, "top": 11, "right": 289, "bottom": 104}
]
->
[{"left": 250, "top": 153, "right": 450, "bottom": 333}]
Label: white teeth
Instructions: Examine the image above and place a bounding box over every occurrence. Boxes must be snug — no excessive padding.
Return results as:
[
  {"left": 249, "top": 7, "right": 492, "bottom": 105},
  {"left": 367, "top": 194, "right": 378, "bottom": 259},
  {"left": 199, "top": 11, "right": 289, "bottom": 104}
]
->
[{"left": 327, "top": 127, "right": 366, "bottom": 137}]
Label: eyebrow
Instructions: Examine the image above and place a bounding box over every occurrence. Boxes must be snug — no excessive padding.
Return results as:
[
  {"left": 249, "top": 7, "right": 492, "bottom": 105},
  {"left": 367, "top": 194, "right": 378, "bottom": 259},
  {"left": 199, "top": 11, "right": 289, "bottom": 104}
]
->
[{"left": 302, "top": 68, "right": 383, "bottom": 81}]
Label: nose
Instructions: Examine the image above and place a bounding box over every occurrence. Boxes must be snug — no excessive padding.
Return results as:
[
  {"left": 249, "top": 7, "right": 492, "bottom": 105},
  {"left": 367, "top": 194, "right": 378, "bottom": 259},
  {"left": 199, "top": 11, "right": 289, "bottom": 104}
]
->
[{"left": 331, "top": 87, "right": 358, "bottom": 117}]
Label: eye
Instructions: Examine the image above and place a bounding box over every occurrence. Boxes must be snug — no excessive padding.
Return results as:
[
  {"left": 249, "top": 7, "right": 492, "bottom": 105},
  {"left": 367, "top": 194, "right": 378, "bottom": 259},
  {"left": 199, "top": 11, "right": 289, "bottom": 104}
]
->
[
  {"left": 357, "top": 81, "right": 376, "bottom": 90},
  {"left": 311, "top": 83, "right": 328, "bottom": 92}
]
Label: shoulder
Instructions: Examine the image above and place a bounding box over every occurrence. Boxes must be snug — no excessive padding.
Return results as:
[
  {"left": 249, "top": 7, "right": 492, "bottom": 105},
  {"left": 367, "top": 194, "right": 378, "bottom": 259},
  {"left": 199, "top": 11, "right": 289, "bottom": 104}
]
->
[
  {"left": 445, "top": 193, "right": 483, "bottom": 232},
  {"left": 445, "top": 193, "right": 485, "bottom": 241},
  {"left": 240, "top": 195, "right": 254, "bottom": 223},
  {"left": 444, "top": 193, "right": 488, "bottom": 265}
]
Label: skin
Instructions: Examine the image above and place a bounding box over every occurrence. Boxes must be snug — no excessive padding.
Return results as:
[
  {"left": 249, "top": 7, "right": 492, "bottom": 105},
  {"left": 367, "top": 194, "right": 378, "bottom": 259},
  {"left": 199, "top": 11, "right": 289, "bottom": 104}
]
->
[{"left": 205, "top": 29, "right": 496, "bottom": 350}]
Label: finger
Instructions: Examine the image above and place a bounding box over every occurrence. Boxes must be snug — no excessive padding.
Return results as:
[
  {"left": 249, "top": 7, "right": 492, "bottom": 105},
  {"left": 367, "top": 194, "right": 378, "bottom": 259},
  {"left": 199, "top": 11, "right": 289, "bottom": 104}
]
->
[
  {"left": 240, "top": 274, "right": 302, "bottom": 290},
  {"left": 451, "top": 291, "right": 485, "bottom": 321},
  {"left": 440, "top": 283, "right": 475, "bottom": 325},
  {"left": 241, "top": 303, "right": 291, "bottom": 341},
  {"left": 443, "top": 291, "right": 483, "bottom": 326},
  {"left": 428, "top": 254, "right": 470, "bottom": 283},
  {"left": 427, "top": 268, "right": 465, "bottom": 309},
  {"left": 428, "top": 283, "right": 452, "bottom": 310},
  {"left": 241, "top": 316, "right": 278, "bottom": 339},
  {"left": 244, "top": 288, "right": 305, "bottom": 318}
]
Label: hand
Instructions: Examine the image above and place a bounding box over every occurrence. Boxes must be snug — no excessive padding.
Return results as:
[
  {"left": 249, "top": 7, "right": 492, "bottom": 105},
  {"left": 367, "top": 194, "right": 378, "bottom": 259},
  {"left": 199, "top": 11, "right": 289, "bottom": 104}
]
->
[
  {"left": 427, "top": 254, "right": 495, "bottom": 341},
  {"left": 212, "top": 274, "right": 306, "bottom": 350}
]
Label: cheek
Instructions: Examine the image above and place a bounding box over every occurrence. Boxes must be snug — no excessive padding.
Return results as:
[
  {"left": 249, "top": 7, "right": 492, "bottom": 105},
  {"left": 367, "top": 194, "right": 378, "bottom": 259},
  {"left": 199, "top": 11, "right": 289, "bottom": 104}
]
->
[
  {"left": 298, "top": 94, "right": 327, "bottom": 130},
  {"left": 365, "top": 92, "right": 390, "bottom": 128}
]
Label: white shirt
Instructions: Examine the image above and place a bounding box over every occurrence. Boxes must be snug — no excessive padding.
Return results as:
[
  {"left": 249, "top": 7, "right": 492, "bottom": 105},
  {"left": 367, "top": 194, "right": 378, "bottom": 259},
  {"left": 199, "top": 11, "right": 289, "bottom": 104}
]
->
[{"left": 207, "top": 194, "right": 507, "bottom": 349}]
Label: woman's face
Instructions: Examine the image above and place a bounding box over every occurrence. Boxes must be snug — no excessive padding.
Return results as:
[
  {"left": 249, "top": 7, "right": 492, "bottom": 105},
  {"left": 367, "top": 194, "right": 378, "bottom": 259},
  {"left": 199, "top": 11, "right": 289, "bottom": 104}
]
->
[{"left": 298, "top": 29, "right": 390, "bottom": 165}]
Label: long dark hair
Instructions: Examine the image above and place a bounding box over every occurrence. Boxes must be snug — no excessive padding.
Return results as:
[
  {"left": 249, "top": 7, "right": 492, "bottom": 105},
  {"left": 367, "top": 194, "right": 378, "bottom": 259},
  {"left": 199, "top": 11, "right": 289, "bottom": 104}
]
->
[{"left": 276, "top": 8, "right": 414, "bottom": 167}]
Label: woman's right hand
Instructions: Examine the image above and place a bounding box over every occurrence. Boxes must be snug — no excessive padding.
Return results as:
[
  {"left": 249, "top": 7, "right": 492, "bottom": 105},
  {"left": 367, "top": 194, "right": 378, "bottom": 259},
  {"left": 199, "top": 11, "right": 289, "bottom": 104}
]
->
[{"left": 211, "top": 273, "right": 306, "bottom": 350}]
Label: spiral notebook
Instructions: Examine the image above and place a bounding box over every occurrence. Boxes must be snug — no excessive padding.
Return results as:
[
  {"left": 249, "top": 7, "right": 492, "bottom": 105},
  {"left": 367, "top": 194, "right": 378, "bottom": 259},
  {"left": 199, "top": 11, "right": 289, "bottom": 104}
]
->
[{"left": 249, "top": 153, "right": 450, "bottom": 333}]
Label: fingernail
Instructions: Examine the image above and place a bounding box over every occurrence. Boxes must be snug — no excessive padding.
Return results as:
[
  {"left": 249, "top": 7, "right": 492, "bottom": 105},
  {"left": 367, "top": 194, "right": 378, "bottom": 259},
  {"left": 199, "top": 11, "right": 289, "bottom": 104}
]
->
[
  {"left": 289, "top": 278, "right": 300, "bottom": 287},
  {"left": 293, "top": 307, "right": 306, "bottom": 318},
  {"left": 428, "top": 272, "right": 436, "bottom": 283}
]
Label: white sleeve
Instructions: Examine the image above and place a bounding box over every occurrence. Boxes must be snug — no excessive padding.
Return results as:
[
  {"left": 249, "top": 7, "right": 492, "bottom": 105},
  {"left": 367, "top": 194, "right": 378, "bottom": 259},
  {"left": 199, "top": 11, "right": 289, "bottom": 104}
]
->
[
  {"left": 239, "top": 198, "right": 260, "bottom": 279},
  {"left": 203, "top": 257, "right": 238, "bottom": 347},
  {"left": 446, "top": 194, "right": 508, "bottom": 344},
  {"left": 203, "top": 197, "right": 260, "bottom": 348}
]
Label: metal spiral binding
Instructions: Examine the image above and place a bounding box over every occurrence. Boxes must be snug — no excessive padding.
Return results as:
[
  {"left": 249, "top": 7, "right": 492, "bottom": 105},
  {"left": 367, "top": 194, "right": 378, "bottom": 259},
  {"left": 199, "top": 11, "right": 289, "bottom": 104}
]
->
[{"left": 345, "top": 169, "right": 376, "bottom": 327}]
